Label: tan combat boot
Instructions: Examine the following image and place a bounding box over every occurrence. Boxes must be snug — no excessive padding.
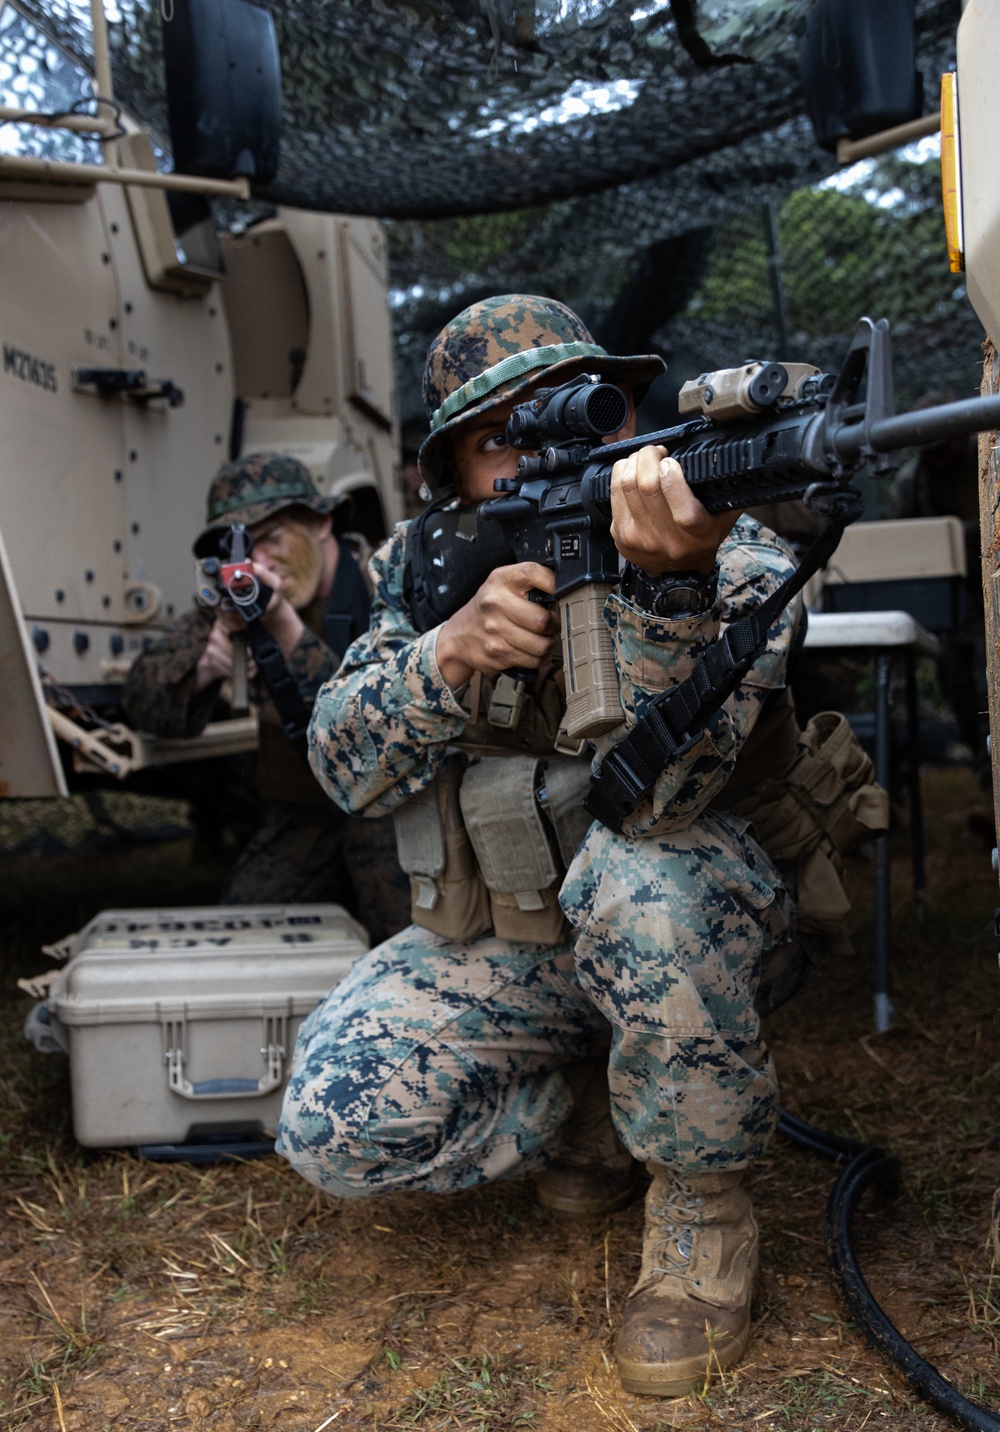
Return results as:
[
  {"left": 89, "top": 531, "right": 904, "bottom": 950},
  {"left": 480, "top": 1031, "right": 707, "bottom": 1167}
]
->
[
  {"left": 536, "top": 1058, "right": 640, "bottom": 1216},
  {"left": 614, "top": 1165, "right": 758, "bottom": 1397}
]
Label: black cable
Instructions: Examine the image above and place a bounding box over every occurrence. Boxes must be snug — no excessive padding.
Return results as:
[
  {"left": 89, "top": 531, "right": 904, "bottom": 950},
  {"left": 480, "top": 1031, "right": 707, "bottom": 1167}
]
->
[
  {"left": 779, "top": 1112, "right": 1000, "bottom": 1432},
  {"left": 777, "top": 1109, "right": 865, "bottom": 1163}
]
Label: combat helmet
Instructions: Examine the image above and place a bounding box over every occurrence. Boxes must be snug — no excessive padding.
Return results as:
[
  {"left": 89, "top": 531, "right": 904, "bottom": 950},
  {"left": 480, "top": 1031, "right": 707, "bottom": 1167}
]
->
[
  {"left": 193, "top": 451, "right": 348, "bottom": 556},
  {"left": 417, "top": 294, "right": 665, "bottom": 490}
]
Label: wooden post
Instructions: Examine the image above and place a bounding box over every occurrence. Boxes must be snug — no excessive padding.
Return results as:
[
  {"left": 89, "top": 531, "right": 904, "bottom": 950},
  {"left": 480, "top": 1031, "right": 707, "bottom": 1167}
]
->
[{"left": 979, "top": 339, "right": 1000, "bottom": 883}]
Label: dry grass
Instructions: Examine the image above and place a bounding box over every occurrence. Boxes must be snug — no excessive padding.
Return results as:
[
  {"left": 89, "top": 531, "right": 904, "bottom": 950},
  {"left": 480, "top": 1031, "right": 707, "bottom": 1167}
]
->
[{"left": 1, "top": 768, "right": 999, "bottom": 1430}]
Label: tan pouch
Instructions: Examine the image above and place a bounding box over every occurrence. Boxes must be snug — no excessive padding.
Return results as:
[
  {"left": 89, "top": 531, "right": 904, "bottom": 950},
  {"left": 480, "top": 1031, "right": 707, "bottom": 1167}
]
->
[
  {"left": 542, "top": 757, "right": 594, "bottom": 866},
  {"left": 725, "top": 709, "right": 888, "bottom": 944},
  {"left": 393, "top": 756, "right": 491, "bottom": 943},
  {"left": 460, "top": 756, "right": 570, "bottom": 945}
]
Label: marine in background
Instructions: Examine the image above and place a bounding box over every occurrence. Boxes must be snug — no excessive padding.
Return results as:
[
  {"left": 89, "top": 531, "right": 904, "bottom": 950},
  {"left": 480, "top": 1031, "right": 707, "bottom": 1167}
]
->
[{"left": 122, "top": 453, "right": 410, "bottom": 945}]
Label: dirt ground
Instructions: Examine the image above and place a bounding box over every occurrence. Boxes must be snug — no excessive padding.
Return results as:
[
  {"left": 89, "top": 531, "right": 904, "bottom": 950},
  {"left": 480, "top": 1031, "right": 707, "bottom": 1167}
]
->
[{"left": 1, "top": 767, "right": 998, "bottom": 1432}]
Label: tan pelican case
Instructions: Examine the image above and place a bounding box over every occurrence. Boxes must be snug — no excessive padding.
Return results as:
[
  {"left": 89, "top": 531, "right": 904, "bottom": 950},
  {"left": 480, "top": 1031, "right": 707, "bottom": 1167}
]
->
[{"left": 44, "top": 905, "right": 367, "bottom": 1151}]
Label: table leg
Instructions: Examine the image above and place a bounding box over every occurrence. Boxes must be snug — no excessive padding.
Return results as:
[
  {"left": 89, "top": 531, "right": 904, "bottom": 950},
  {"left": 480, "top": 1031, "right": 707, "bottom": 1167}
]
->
[
  {"left": 903, "top": 651, "right": 927, "bottom": 922},
  {"left": 874, "top": 652, "right": 893, "bottom": 1032}
]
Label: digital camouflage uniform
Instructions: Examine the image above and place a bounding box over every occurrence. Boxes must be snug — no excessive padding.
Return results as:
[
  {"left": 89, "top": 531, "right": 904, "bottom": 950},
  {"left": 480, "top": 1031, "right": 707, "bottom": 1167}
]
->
[
  {"left": 276, "top": 507, "right": 798, "bottom": 1194},
  {"left": 122, "top": 453, "right": 410, "bottom": 946}
]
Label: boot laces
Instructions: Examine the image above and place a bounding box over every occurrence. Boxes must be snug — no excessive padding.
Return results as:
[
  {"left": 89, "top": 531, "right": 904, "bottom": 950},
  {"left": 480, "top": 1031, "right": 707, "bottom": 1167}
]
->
[{"left": 647, "top": 1183, "right": 706, "bottom": 1282}]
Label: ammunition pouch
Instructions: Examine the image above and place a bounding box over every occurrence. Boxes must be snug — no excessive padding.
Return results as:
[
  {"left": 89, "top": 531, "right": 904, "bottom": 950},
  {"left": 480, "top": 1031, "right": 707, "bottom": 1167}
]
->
[
  {"left": 718, "top": 709, "right": 888, "bottom": 1014},
  {"left": 727, "top": 710, "right": 888, "bottom": 934},
  {"left": 392, "top": 754, "right": 491, "bottom": 944},
  {"left": 392, "top": 753, "right": 592, "bottom": 946}
]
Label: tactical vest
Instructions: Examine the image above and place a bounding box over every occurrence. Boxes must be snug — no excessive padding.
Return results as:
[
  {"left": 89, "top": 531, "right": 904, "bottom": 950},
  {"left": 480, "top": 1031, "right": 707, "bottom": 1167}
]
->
[{"left": 392, "top": 658, "right": 888, "bottom": 982}]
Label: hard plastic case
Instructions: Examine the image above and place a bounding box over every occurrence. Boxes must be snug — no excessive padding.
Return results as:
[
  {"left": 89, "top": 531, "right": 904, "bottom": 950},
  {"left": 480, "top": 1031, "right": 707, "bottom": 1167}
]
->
[{"left": 45, "top": 905, "right": 367, "bottom": 1149}]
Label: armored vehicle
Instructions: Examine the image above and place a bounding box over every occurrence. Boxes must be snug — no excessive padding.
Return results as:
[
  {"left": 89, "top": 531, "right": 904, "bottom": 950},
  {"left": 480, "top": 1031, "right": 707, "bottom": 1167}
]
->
[{"left": 0, "top": 0, "right": 403, "bottom": 799}]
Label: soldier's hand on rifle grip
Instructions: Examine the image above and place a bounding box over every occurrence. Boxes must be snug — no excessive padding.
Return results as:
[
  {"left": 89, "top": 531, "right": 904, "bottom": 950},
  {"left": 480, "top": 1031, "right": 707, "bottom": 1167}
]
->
[
  {"left": 195, "top": 619, "right": 239, "bottom": 692},
  {"left": 610, "top": 445, "right": 739, "bottom": 577},
  {"left": 436, "top": 562, "right": 559, "bottom": 691}
]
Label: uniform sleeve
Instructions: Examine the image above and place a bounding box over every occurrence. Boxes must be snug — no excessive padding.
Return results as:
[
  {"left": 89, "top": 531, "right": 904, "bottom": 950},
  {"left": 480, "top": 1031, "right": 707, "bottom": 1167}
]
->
[
  {"left": 121, "top": 607, "right": 219, "bottom": 738},
  {"left": 307, "top": 525, "right": 468, "bottom": 816},
  {"left": 285, "top": 628, "right": 339, "bottom": 707},
  {"left": 594, "top": 519, "right": 802, "bottom": 838}
]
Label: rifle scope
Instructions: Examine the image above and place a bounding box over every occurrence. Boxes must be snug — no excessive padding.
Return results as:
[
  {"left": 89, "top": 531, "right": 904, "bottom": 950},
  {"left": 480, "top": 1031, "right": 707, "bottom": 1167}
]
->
[{"left": 507, "top": 376, "right": 630, "bottom": 448}]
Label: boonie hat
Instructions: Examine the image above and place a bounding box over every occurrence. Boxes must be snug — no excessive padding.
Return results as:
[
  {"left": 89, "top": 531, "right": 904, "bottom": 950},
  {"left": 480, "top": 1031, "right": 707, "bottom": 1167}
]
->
[
  {"left": 193, "top": 451, "right": 347, "bottom": 556},
  {"left": 418, "top": 294, "right": 666, "bottom": 489}
]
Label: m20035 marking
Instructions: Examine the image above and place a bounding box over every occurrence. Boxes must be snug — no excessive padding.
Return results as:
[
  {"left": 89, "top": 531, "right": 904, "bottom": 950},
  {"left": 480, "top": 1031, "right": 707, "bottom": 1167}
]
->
[{"left": 3, "top": 344, "right": 58, "bottom": 394}]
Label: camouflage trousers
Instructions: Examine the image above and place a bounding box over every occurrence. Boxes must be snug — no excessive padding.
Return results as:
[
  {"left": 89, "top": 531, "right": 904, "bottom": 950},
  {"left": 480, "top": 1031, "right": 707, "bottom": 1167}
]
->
[
  {"left": 221, "top": 803, "right": 411, "bottom": 948},
  {"left": 276, "top": 810, "right": 788, "bottom": 1197}
]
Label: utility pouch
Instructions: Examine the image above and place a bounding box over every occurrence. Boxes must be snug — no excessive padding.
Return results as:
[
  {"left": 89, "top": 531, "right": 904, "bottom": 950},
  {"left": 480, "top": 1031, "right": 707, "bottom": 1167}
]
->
[
  {"left": 542, "top": 757, "right": 595, "bottom": 867},
  {"left": 392, "top": 756, "right": 491, "bottom": 943},
  {"left": 460, "top": 756, "right": 570, "bottom": 945},
  {"left": 725, "top": 710, "right": 888, "bottom": 937}
]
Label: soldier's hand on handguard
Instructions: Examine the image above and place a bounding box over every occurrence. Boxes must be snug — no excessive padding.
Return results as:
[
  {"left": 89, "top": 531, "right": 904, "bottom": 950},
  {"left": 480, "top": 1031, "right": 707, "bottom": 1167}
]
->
[
  {"left": 610, "top": 445, "right": 739, "bottom": 577},
  {"left": 436, "top": 562, "right": 559, "bottom": 691}
]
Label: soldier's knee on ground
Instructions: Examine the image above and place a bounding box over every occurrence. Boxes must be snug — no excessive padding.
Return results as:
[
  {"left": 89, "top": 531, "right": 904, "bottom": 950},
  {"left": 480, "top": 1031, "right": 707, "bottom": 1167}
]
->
[{"left": 276, "top": 1032, "right": 503, "bottom": 1196}]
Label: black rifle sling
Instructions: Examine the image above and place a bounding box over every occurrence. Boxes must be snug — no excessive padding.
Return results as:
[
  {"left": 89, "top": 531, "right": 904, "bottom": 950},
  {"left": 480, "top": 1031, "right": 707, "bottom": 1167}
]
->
[
  {"left": 236, "top": 548, "right": 371, "bottom": 764},
  {"left": 242, "top": 615, "right": 312, "bottom": 761},
  {"left": 584, "top": 497, "right": 862, "bottom": 833},
  {"left": 322, "top": 543, "right": 371, "bottom": 662}
]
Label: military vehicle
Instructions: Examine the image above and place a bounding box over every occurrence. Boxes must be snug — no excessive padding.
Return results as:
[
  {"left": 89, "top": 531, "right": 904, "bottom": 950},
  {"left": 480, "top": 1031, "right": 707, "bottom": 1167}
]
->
[{"left": 0, "top": 0, "right": 403, "bottom": 800}]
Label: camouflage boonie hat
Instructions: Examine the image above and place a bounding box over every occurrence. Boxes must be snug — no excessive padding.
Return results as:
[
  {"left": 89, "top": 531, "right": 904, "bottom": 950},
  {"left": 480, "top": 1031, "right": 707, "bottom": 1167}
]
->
[
  {"left": 193, "top": 451, "right": 347, "bottom": 556},
  {"left": 417, "top": 294, "right": 666, "bottom": 489}
]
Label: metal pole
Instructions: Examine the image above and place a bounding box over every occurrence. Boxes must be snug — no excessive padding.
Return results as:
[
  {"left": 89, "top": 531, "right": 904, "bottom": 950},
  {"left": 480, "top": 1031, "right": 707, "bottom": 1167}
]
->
[
  {"left": 89, "top": 0, "right": 114, "bottom": 107},
  {"left": 0, "top": 153, "right": 251, "bottom": 199},
  {"left": 836, "top": 113, "right": 940, "bottom": 166},
  {"left": 903, "top": 651, "right": 927, "bottom": 922},
  {"left": 0, "top": 105, "right": 117, "bottom": 137},
  {"left": 874, "top": 654, "right": 893, "bottom": 1032}
]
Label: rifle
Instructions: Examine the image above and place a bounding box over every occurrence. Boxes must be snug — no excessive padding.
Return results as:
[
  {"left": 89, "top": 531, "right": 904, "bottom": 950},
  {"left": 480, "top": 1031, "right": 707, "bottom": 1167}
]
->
[
  {"left": 407, "top": 317, "right": 1000, "bottom": 755},
  {"left": 195, "top": 522, "right": 311, "bottom": 756}
]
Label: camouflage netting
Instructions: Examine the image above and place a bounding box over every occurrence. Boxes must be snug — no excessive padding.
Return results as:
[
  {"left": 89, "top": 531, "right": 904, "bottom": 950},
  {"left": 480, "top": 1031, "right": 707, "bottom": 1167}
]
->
[
  {"left": 4, "top": 0, "right": 959, "bottom": 218},
  {"left": 2, "top": 0, "right": 979, "bottom": 464}
]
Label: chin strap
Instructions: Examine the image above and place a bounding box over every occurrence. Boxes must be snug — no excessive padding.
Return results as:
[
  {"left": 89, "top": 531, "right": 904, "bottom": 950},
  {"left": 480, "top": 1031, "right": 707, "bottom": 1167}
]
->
[{"left": 584, "top": 492, "right": 863, "bottom": 833}]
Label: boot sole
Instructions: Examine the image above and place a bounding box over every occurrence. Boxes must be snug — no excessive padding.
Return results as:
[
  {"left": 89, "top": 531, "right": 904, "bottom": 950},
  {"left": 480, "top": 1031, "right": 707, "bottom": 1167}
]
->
[
  {"left": 536, "top": 1171, "right": 641, "bottom": 1216},
  {"left": 615, "top": 1320, "right": 750, "bottom": 1398}
]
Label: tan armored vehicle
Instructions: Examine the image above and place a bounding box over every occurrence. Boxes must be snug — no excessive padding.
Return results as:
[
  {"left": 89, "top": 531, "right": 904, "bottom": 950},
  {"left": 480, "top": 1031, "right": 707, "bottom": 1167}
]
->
[{"left": 0, "top": 0, "right": 402, "bottom": 799}]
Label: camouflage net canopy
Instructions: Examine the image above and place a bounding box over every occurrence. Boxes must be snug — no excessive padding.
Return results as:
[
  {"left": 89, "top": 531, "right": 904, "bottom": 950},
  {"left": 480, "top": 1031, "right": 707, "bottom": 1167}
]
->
[{"left": 1, "top": 0, "right": 979, "bottom": 457}]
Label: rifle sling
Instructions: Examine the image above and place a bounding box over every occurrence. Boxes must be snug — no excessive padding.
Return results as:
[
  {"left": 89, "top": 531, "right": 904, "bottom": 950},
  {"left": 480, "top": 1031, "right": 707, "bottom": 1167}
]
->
[
  {"left": 231, "top": 580, "right": 312, "bottom": 761},
  {"left": 584, "top": 500, "right": 861, "bottom": 833},
  {"left": 242, "top": 618, "right": 312, "bottom": 761}
]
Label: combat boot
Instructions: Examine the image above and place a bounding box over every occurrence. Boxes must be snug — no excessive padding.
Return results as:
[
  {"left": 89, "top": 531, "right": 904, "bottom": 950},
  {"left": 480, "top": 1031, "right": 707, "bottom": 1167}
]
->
[
  {"left": 614, "top": 1165, "right": 758, "bottom": 1397},
  {"left": 536, "top": 1058, "right": 640, "bottom": 1215}
]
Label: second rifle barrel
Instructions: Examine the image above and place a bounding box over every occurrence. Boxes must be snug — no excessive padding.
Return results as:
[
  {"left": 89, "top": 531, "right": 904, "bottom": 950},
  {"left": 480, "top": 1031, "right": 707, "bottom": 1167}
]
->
[{"left": 837, "top": 392, "right": 1000, "bottom": 461}]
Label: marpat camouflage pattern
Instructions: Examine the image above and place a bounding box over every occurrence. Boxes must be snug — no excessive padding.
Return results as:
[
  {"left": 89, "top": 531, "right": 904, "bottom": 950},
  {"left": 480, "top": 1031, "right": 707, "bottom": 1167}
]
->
[{"left": 281, "top": 514, "right": 798, "bottom": 1190}]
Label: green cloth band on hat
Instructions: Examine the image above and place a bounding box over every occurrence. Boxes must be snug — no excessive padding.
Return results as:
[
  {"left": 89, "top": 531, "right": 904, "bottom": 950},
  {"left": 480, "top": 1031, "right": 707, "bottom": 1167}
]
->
[
  {"left": 209, "top": 482, "right": 321, "bottom": 521},
  {"left": 429, "top": 340, "right": 609, "bottom": 432}
]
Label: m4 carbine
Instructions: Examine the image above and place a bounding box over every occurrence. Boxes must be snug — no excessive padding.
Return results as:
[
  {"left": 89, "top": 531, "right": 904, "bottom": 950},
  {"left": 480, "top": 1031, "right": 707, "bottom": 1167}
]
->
[
  {"left": 195, "top": 522, "right": 311, "bottom": 755},
  {"left": 407, "top": 317, "right": 1000, "bottom": 746}
]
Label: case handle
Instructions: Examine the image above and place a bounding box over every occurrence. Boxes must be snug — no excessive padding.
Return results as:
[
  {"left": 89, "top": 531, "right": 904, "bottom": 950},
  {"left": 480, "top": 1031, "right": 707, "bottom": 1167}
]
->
[{"left": 163, "top": 1016, "right": 287, "bottom": 1100}]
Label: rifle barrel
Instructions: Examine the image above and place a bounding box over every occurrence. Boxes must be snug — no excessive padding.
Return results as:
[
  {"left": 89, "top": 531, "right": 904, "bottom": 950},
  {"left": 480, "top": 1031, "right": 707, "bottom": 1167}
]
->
[{"left": 838, "top": 393, "right": 1000, "bottom": 460}]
